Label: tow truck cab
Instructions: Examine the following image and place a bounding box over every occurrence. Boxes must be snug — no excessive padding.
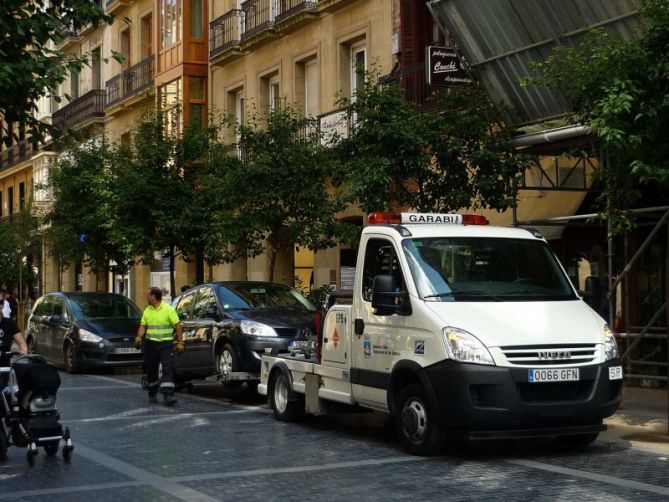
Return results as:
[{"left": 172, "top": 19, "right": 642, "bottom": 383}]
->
[{"left": 258, "top": 213, "right": 622, "bottom": 455}]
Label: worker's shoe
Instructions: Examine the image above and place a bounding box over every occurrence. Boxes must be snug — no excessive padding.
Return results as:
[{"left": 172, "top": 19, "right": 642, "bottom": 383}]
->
[
  {"left": 162, "top": 393, "right": 177, "bottom": 406},
  {"left": 148, "top": 394, "right": 158, "bottom": 404}
]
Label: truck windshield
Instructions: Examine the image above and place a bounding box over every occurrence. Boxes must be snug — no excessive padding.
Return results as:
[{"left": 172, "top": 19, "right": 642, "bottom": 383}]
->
[{"left": 403, "top": 237, "right": 576, "bottom": 302}]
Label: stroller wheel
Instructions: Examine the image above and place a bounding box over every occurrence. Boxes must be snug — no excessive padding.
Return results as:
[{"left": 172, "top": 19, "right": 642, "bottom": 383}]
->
[
  {"left": 44, "top": 442, "right": 59, "bottom": 456},
  {"left": 63, "top": 445, "right": 73, "bottom": 462},
  {"left": 26, "top": 445, "right": 38, "bottom": 466},
  {"left": 0, "top": 429, "right": 8, "bottom": 461}
]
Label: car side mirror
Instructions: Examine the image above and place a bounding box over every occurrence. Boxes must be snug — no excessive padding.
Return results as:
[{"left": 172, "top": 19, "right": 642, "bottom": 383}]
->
[
  {"left": 49, "top": 314, "right": 63, "bottom": 325},
  {"left": 371, "top": 274, "right": 412, "bottom": 316},
  {"left": 581, "top": 276, "right": 602, "bottom": 312}
]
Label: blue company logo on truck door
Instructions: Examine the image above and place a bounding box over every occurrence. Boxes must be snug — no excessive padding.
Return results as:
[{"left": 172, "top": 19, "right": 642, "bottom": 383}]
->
[
  {"left": 415, "top": 340, "right": 425, "bottom": 355},
  {"left": 363, "top": 335, "right": 372, "bottom": 359}
]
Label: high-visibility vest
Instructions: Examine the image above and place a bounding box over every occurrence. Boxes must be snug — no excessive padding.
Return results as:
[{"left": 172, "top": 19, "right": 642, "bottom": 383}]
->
[{"left": 140, "top": 302, "right": 179, "bottom": 342}]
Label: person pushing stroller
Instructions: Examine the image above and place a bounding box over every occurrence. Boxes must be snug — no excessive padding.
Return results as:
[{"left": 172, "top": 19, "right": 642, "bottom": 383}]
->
[
  {"left": 135, "top": 287, "right": 184, "bottom": 406},
  {"left": 0, "top": 298, "right": 28, "bottom": 365}
]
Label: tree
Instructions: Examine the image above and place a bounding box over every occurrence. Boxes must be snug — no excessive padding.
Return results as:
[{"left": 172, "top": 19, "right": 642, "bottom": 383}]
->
[
  {"left": 0, "top": 201, "right": 40, "bottom": 297},
  {"left": 0, "top": 1, "right": 116, "bottom": 143},
  {"left": 332, "top": 73, "right": 525, "bottom": 214},
  {"left": 219, "top": 106, "right": 350, "bottom": 282},
  {"left": 47, "top": 137, "right": 134, "bottom": 290},
  {"left": 527, "top": 0, "right": 669, "bottom": 232},
  {"left": 115, "top": 112, "right": 228, "bottom": 296}
]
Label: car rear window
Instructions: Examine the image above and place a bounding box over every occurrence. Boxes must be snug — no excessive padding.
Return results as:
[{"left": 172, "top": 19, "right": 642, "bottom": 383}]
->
[
  {"left": 217, "top": 283, "right": 315, "bottom": 311},
  {"left": 68, "top": 295, "right": 142, "bottom": 320}
]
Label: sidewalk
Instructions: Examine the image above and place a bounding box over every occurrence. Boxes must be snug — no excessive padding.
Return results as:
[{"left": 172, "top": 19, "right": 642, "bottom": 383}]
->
[{"left": 602, "top": 385, "right": 669, "bottom": 453}]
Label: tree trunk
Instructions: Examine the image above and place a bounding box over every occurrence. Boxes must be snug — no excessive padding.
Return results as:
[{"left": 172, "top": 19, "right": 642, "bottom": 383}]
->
[
  {"left": 268, "top": 247, "right": 277, "bottom": 283},
  {"left": 169, "top": 245, "right": 176, "bottom": 299}
]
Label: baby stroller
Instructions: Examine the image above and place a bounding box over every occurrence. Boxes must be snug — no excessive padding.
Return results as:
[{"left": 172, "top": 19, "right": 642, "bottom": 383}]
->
[{"left": 1, "top": 352, "right": 74, "bottom": 465}]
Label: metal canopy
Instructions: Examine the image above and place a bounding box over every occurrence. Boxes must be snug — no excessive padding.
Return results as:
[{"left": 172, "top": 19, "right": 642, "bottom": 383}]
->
[{"left": 427, "top": 0, "right": 641, "bottom": 127}]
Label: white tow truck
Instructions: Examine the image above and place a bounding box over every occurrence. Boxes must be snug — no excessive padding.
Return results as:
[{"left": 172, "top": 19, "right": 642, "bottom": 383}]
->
[{"left": 258, "top": 213, "right": 623, "bottom": 455}]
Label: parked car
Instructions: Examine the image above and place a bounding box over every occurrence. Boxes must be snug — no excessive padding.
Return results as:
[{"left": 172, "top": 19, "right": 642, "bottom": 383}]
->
[
  {"left": 173, "top": 281, "right": 317, "bottom": 383},
  {"left": 26, "top": 292, "right": 143, "bottom": 373}
]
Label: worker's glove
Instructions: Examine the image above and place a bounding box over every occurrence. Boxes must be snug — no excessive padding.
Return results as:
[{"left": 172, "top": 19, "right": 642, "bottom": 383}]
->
[
  {"left": 175, "top": 341, "right": 186, "bottom": 354},
  {"left": 134, "top": 335, "right": 143, "bottom": 350}
]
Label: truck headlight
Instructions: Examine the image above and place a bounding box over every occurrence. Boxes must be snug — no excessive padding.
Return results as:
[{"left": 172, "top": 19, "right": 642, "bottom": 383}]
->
[
  {"left": 79, "top": 329, "right": 102, "bottom": 343},
  {"left": 442, "top": 327, "right": 494, "bottom": 365},
  {"left": 603, "top": 324, "right": 619, "bottom": 361},
  {"left": 241, "top": 320, "right": 278, "bottom": 337}
]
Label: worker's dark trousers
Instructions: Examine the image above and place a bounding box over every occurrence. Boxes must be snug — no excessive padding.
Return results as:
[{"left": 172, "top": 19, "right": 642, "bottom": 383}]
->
[{"left": 144, "top": 340, "right": 176, "bottom": 397}]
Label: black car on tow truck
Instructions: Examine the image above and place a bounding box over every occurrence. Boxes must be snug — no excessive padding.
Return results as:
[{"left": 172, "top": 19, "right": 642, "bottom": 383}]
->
[{"left": 173, "top": 282, "right": 317, "bottom": 384}]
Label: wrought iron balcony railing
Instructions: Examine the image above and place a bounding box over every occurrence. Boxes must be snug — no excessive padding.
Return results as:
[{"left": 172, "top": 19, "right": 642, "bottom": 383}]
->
[
  {"left": 380, "top": 62, "right": 441, "bottom": 107},
  {"left": 105, "top": 55, "right": 155, "bottom": 107},
  {"left": 275, "top": 0, "right": 318, "bottom": 23},
  {"left": 210, "top": 10, "right": 245, "bottom": 57},
  {"left": 241, "top": 0, "right": 274, "bottom": 40},
  {"left": 52, "top": 89, "right": 105, "bottom": 130},
  {"left": 0, "top": 140, "right": 38, "bottom": 171}
]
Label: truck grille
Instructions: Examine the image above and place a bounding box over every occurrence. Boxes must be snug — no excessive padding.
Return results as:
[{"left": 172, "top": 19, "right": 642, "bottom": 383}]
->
[
  {"left": 516, "top": 381, "right": 594, "bottom": 402},
  {"left": 500, "top": 344, "right": 598, "bottom": 366}
]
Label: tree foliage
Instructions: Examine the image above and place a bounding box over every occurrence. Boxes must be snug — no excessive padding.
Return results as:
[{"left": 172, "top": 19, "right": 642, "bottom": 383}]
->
[
  {"left": 0, "top": 206, "right": 39, "bottom": 294},
  {"left": 220, "top": 106, "right": 351, "bottom": 281},
  {"left": 333, "top": 73, "right": 525, "bottom": 213},
  {"left": 0, "top": 1, "right": 116, "bottom": 143},
  {"left": 48, "top": 138, "right": 133, "bottom": 285},
  {"left": 528, "top": 0, "right": 669, "bottom": 231}
]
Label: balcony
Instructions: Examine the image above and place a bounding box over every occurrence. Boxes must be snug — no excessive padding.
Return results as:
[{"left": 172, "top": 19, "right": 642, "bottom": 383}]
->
[
  {"left": 0, "top": 140, "right": 38, "bottom": 172},
  {"left": 241, "top": 0, "right": 276, "bottom": 45},
  {"left": 105, "top": 55, "right": 155, "bottom": 109},
  {"left": 380, "top": 62, "right": 443, "bottom": 107},
  {"left": 52, "top": 90, "right": 105, "bottom": 130},
  {"left": 210, "top": 10, "right": 245, "bottom": 62},
  {"left": 274, "top": 0, "right": 318, "bottom": 32},
  {"left": 105, "top": 0, "right": 132, "bottom": 14}
]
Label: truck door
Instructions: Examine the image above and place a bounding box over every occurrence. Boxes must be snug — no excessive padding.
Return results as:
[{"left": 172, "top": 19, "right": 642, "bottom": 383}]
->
[{"left": 352, "top": 237, "right": 412, "bottom": 407}]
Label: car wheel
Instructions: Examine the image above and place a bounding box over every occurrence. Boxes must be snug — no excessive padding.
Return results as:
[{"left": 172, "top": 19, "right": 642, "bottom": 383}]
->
[
  {"left": 557, "top": 432, "right": 599, "bottom": 448},
  {"left": 217, "top": 344, "right": 238, "bottom": 379},
  {"left": 395, "top": 383, "right": 445, "bottom": 456},
  {"left": 63, "top": 342, "right": 80, "bottom": 374},
  {"left": 270, "top": 371, "right": 304, "bottom": 422}
]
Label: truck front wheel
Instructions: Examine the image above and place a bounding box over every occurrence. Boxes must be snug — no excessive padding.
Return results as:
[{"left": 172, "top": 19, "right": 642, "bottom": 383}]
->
[
  {"left": 270, "top": 371, "right": 304, "bottom": 422},
  {"left": 395, "top": 383, "right": 444, "bottom": 456}
]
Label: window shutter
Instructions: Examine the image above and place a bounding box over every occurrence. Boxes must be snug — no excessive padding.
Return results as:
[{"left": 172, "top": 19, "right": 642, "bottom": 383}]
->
[
  {"left": 400, "top": 0, "right": 433, "bottom": 102},
  {"left": 305, "top": 60, "right": 319, "bottom": 118}
]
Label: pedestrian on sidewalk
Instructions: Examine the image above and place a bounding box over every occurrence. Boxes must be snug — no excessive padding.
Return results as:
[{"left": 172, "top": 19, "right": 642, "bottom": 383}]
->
[{"left": 135, "top": 287, "right": 184, "bottom": 406}]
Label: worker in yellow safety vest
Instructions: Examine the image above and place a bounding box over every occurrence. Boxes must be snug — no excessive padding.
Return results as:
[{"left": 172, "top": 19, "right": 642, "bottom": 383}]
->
[{"left": 135, "top": 287, "right": 184, "bottom": 406}]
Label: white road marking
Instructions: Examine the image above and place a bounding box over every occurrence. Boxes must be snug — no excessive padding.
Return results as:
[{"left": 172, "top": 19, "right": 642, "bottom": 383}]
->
[
  {"left": 66, "top": 408, "right": 263, "bottom": 424},
  {"left": 506, "top": 458, "right": 669, "bottom": 496}
]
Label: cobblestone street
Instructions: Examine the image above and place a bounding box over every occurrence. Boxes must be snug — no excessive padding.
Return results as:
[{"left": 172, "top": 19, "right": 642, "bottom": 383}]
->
[{"left": 1, "top": 371, "right": 668, "bottom": 501}]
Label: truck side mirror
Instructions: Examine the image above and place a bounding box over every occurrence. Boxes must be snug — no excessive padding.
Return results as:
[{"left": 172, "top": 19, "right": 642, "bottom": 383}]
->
[
  {"left": 371, "top": 274, "right": 412, "bottom": 316},
  {"left": 582, "top": 276, "right": 602, "bottom": 312}
]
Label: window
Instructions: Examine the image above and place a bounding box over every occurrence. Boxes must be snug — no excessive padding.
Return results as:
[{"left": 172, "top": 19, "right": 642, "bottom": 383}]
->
[
  {"left": 7, "top": 187, "right": 13, "bottom": 215},
  {"left": 159, "top": 78, "right": 182, "bottom": 135},
  {"left": 70, "top": 69, "right": 80, "bottom": 100},
  {"left": 304, "top": 60, "right": 319, "bottom": 117},
  {"left": 362, "top": 239, "right": 406, "bottom": 302},
  {"left": 92, "top": 47, "right": 102, "bottom": 90},
  {"left": 188, "top": 76, "right": 206, "bottom": 126},
  {"left": 141, "top": 14, "right": 153, "bottom": 58},
  {"left": 190, "top": 0, "right": 203, "bottom": 38},
  {"left": 19, "top": 182, "right": 25, "bottom": 211},
  {"left": 350, "top": 43, "right": 366, "bottom": 99},
  {"left": 175, "top": 292, "right": 195, "bottom": 321},
  {"left": 161, "top": 0, "right": 182, "bottom": 49},
  {"left": 269, "top": 76, "right": 280, "bottom": 110},
  {"left": 235, "top": 89, "right": 245, "bottom": 143},
  {"left": 192, "top": 287, "right": 218, "bottom": 319}
]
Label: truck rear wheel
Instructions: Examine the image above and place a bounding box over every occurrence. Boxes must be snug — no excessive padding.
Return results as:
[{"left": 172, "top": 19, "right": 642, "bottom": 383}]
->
[
  {"left": 270, "top": 371, "right": 304, "bottom": 422},
  {"left": 395, "top": 383, "right": 445, "bottom": 456}
]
